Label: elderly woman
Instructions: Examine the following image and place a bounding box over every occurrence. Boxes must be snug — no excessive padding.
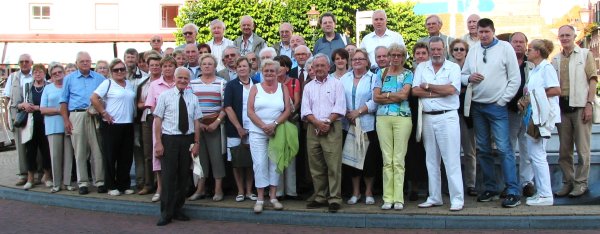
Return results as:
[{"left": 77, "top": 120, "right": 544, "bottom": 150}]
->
[
  {"left": 41, "top": 63, "right": 74, "bottom": 193},
  {"left": 519, "top": 39, "right": 561, "bottom": 206},
  {"left": 373, "top": 43, "right": 413, "bottom": 210},
  {"left": 20, "top": 64, "right": 52, "bottom": 190},
  {"left": 65, "top": 63, "right": 77, "bottom": 75},
  {"left": 188, "top": 54, "right": 227, "bottom": 201},
  {"left": 91, "top": 58, "right": 136, "bottom": 196},
  {"left": 247, "top": 59, "right": 290, "bottom": 213},
  {"left": 345, "top": 44, "right": 357, "bottom": 59},
  {"left": 96, "top": 60, "right": 110, "bottom": 78},
  {"left": 144, "top": 56, "right": 178, "bottom": 202},
  {"left": 223, "top": 57, "right": 259, "bottom": 202},
  {"left": 173, "top": 49, "right": 187, "bottom": 68},
  {"left": 341, "top": 49, "right": 380, "bottom": 205},
  {"left": 331, "top": 48, "right": 350, "bottom": 79},
  {"left": 449, "top": 39, "right": 477, "bottom": 196}
]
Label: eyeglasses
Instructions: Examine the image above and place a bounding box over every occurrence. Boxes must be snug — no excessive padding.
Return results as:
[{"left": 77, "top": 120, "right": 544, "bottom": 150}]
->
[
  {"left": 183, "top": 32, "right": 194, "bottom": 36},
  {"left": 151, "top": 39, "right": 162, "bottom": 42},
  {"left": 224, "top": 54, "right": 236, "bottom": 59},
  {"left": 453, "top": 48, "right": 466, "bottom": 52},
  {"left": 19, "top": 60, "right": 31, "bottom": 64},
  {"left": 389, "top": 54, "right": 405, "bottom": 58},
  {"left": 248, "top": 58, "right": 257, "bottom": 62},
  {"left": 51, "top": 71, "right": 64, "bottom": 76},
  {"left": 483, "top": 49, "right": 487, "bottom": 63},
  {"left": 112, "top": 67, "right": 127, "bottom": 73},
  {"left": 351, "top": 58, "right": 367, "bottom": 62},
  {"left": 96, "top": 67, "right": 108, "bottom": 70}
]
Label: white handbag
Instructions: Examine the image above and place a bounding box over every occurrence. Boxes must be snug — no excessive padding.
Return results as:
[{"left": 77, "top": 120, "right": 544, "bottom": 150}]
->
[{"left": 593, "top": 95, "right": 600, "bottom": 124}]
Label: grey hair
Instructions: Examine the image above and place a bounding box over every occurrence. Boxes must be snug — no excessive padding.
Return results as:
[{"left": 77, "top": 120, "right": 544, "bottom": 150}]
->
[
  {"left": 428, "top": 36, "right": 446, "bottom": 48},
  {"left": 312, "top": 53, "right": 330, "bottom": 66},
  {"left": 222, "top": 46, "right": 240, "bottom": 56},
  {"left": 375, "top": 46, "right": 388, "bottom": 53},
  {"left": 183, "top": 23, "right": 199, "bottom": 32},
  {"left": 305, "top": 57, "right": 315, "bottom": 69},
  {"left": 294, "top": 45, "right": 311, "bottom": 55},
  {"left": 210, "top": 19, "right": 226, "bottom": 30},
  {"left": 47, "top": 62, "right": 64, "bottom": 75},
  {"left": 373, "top": 10, "right": 387, "bottom": 19},
  {"left": 175, "top": 66, "right": 192, "bottom": 78},
  {"left": 260, "top": 58, "right": 280, "bottom": 72},
  {"left": 426, "top": 15, "right": 442, "bottom": 25},
  {"left": 259, "top": 47, "right": 277, "bottom": 58},
  {"left": 240, "top": 15, "right": 254, "bottom": 25},
  {"left": 75, "top": 51, "right": 90, "bottom": 62}
]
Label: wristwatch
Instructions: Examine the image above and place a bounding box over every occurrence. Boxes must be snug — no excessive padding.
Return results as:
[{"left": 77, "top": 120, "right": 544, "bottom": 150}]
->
[
  {"left": 425, "top": 83, "right": 430, "bottom": 91},
  {"left": 587, "top": 101, "right": 594, "bottom": 106}
]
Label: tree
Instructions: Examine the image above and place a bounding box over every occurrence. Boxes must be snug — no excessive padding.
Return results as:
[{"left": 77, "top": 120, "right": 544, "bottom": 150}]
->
[{"left": 175, "top": 0, "right": 427, "bottom": 57}]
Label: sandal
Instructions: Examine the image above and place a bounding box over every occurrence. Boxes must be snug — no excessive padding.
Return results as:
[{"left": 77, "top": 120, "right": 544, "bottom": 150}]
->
[
  {"left": 213, "top": 194, "right": 224, "bottom": 201},
  {"left": 235, "top": 194, "right": 245, "bottom": 202},
  {"left": 246, "top": 194, "right": 257, "bottom": 201}
]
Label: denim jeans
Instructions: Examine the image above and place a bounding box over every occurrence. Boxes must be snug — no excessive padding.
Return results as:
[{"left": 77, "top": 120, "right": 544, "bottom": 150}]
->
[{"left": 471, "top": 102, "right": 520, "bottom": 195}]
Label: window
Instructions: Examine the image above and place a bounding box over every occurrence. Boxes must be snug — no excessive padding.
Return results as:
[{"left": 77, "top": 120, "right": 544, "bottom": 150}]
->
[
  {"left": 162, "top": 5, "right": 179, "bottom": 28},
  {"left": 30, "top": 4, "right": 52, "bottom": 29},
  {"left": 95, "top": 4, "right": 119, "bottom": 30}
]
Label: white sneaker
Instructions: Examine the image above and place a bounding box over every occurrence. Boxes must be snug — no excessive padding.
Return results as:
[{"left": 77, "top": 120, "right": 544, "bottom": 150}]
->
[
  {"left": 347, "top": 195, "right": 361, "bottom": 205},
  {"left": 152, "top": 193, "right": 160, "bottom": 202},
  {"left": 50, "top": 186, "right": 61, "bottom": 193},
  {"left": 270, "top": 199, "right": 283, "bottom": 210},
  {"left": 381, "top": 203, "right": 393, "bottom": 210},
  {"left": 526, "top": 196, "right": 553, "bottom": 206},
  {"left": 418, "top": 200, "right": 443, "bottom": 208},
  {"left": 65, "top": 185, "right": 75, "bottom": 191},
  {"left": 45, "top": 180, "right": 53, "bottom": 188},
  {"left": 450, "top": 204, "right": 464, "bottom": 211},
  {"left": 23, "top": 182, "right": 33, "bottom": 190},
  {"left": 254, "top": 201, "right": 264, "bottom": 213},
  {"left": 108, "top": 189, "right": 121, "bottom": 196},
  {"left": 394, "top": 203, "right": 404, "bottom": 210},
  {"left": 124, "top": 189, "right": 135, "bottom": 195},
  {"left": 365, "top": 196, "right": 375, "bottom": 205}
]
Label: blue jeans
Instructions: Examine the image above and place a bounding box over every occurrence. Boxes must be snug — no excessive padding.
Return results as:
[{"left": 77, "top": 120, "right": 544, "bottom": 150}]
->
[{"left": 471, "top": 102, "right": 520, "bottom": 195}]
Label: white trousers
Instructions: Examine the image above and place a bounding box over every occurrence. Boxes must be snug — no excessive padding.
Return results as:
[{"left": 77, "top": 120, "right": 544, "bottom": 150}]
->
[
  {"left": 249, "top": 132, "right": 280, "bottom": 188},
  {"left": 48, "top": 134, "right": 74, "bottom": 187},
  {"left": 525, "top": 136, "right": 552, "bottom": 197},
  {"left": 423, "top": 111, "right": 464, "bottom": 206},
  {"left": 276, "top": 159, "right": 297, "bottom": 197},
  {"left": 509, "top": 110, "right": 533, "bottom": 186}
]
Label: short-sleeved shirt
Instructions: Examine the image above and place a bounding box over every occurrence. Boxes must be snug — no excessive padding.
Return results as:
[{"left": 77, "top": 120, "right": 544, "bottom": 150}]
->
[
  {"left": 145, "top": 77, "right": 176, "bottom": 110},
  {"left": 94, "top": 79, "right": 136, "bottom": 124},
  {"left": 60, "top": 70, "right": 106, "bottom": 110},
  {"left": 189, "top": 77, "right": 226, "bottom": 116},
  {"left": 300, "top": 76, "right": 346, "bottom": 121},
  {"left": 40, "top": 83, "right": 65, "bottom": 135},
  {"left": 374, "top": 68, "right": 413, "bottom": 116},
  {"left": 527, "top": 60, "right": 560, "bottom": 106},
  {"left": 360, "top": 29, "right": 406, "bottom": 67},
  {"left": 153, "top": 88, "right": 203, "bottom": 135},
  {"left": 412, "top": 60, "right": 461, "bottom": 112},
  {"left": 559, "top": 50, "right": 596, "bottom": 96}
]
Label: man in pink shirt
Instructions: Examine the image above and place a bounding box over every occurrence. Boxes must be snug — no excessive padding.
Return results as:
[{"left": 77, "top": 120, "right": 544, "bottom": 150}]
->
[{"left": 300, "top": 53, "right": 346, "bottom": 213}]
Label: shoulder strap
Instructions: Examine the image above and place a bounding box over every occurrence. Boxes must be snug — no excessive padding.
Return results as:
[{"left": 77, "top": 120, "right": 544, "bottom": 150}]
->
[
  {"left": 340, "top": 34, "right": 348, "bottom": 46},
  {"left": 381, "top": 68, "right": 389, "bottom": 83},
  {"left": 104, "top": 79, "right": 112, "bottom": 98}
]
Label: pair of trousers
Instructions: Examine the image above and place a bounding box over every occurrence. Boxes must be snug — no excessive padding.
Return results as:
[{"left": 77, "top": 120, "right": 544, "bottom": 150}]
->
[
  {"left": 48, "top": 134, "right": 73, "bottom": 187},
  {"left": 508, "top": 110, "right": 533, "bottom": 186},
  {"left": 471, "top": 102, "right": 520, "bottom": 195},
  {"left": 276, "top": 159, "right": 297, "bottom": 197},
  {"left": 525, "top": 136, "right": 552, "bottom": 197},
  {"left": 376, "top": 116, "right": 411, "bottom": 204},
  {"left": 10, "top": 107, "right": 27, "bottom": 178},
  {"left": 306, "top": 121, "right": 343, "bottom": 204},
  {"left": 100, "top": 122, "right": 134, "bottom": 191},
  {"left": 198, "top": 127, "right": 225, "bottom": 179},
  {"left": 558, "top": 108, "right": 592, "bottom": 186},
  {"left": 422, "top": 111, "right": 464, "bottom": 207},
  {"left": 25, "top": 118, "right": 51, "bottom": 172},
  {"left": 249, "top": 132, "right": 280, "bottom": 188},
  {"left": 160, "top": 134, "right": 193, "bottom": 220},
  {"left": 69, "top": 112, "right": 104, "bottom": 187},
  {"left": 141, "top": 115, "right": 155, "bottom": 188},
  {"left": 132, "top": 123, "right": 145, "bottom": 188},
  {"left": 459, "top": 115, "right": 477, "bottom": 188}
]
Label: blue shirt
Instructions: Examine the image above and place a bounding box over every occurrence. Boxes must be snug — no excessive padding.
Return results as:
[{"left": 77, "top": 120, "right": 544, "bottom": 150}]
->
[
  {"left": 59, "top": 70, "right": 106, "bottom": 111},
  {"left": 374, "top": 68, "right": 413, "bottom": 117},
  {"left": 313, "top": 33, "right": 347, "bottom": 59},
  {"left": 41, "top": 83, "right": 65, "bottom": 135}
]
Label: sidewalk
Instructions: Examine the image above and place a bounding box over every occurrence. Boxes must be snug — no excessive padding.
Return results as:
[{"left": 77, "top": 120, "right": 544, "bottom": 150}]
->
[{"left": 1, "top": 148, "right": 599, "bottom": 229}]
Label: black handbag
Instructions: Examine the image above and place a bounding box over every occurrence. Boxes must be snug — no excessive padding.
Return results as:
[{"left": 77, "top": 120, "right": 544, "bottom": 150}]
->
[{"left": 13, "top": 110, "right": 28, "bottom": 128}]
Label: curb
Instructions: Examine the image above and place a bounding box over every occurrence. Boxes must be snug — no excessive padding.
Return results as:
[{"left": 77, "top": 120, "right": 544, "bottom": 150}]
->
[{"left": 1, "top": 186, "right": 599, "bottom": 229}]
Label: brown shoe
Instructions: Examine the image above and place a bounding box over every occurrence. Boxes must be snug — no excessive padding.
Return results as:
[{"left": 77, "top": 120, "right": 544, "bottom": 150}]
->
[
  {"left": 15, "top": 178, "right": 27, "bottom": 186},
  {"left": 137, "top": 188, "right": 151, "bottom": 195},
  {"left": 522, "top": 182, "right": 536, "bottom": 197},
  {"left": 568, "top": 184, "right": 588, "bottom": 197},
  {"left": 554, "top": 183, "right": 573, "bottom": 197}
]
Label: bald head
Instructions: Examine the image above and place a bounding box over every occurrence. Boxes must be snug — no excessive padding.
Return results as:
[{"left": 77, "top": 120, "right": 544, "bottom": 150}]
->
[
  {"left": 240, "top": 15, "right": 255, "bottom": 37},
  {"left": 279, "top": 23, "right": 293, "bottom": 44},
  {"left": 466, "top": 14, "right": 480, "bottom": 35}
]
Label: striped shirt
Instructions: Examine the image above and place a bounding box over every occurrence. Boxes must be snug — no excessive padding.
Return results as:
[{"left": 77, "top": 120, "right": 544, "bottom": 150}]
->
[
  {"left": 153, "top": 87, "right": 203, "bottom": 135},
  {"left": 300, "top": 75, "right": 346, "bottom": 121},
  {"left": 189, "top": 76, "right": 226, "bottom": 115},
  {"left": 144, "top": 76, "right": 176, "bottom": 110}
]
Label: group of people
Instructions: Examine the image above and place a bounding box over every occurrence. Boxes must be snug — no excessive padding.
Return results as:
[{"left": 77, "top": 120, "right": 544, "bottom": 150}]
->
[{"left": 3, "top": 9, "right": 597, "bottom": 226}]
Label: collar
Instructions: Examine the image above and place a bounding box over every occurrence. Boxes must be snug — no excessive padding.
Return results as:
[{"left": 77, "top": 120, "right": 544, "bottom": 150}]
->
[
  {"left": 20, "top": 69, "right": 32, "bottom": 77},
  {"left": 279, "top": 41, "right": 291, "bottom": 50},
  {"left": 371, "top": 28, "right": 390, "bottom": 38},
  {"left": 314, "top": 76, "right": 329, "bottom": 84},
  {"left": 424, "top": 59, "right": 450, "bottom": 72},
  {"left": 158, "top": 76, "right": 175, "bottom": 87},
  {"left": 243, "top": 34, "right": 254, "bottom": 43},
  {"left": 561, "top": 45, "right": 581, "bottom": 57},
  {"left": 532, "top": 59, "right": 550, "bottom": 72},
  {"left": 211, "top": 37, "right": 225, "bottom": 45},
  {"left": 481, "top": 38, "right": 499, "bottom": 49},
  {"left": 75, "top": 70, "right": 94, "bottom": 78}
]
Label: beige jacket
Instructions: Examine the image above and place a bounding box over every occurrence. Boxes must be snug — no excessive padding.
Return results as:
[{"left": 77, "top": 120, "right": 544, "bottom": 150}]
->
[{"left": 551, "top": 46, "right": 592, "bottom": 107}]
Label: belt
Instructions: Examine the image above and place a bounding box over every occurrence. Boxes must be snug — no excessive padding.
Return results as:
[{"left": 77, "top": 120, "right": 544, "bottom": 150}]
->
[
  {"left": 70, "top": 109, "right": 87, "bottom": 112},
  {"left": 423, "top": 110, "right": 452, "bottom": 115}
]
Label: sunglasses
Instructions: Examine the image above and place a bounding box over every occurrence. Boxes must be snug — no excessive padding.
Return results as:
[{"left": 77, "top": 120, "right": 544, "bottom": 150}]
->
[
  {"left": 183, "top": 32, "right": 194, "bottom": 36},
  {"left": 19, "top": 60, "right": 31, "bottom": 64},
  {"left": 112, "top": 67, "right": 127, "bottom": 73},
  {"left": 224, "top": 54, "right": 236, "bottom": 59},
  {"left": 453, "top": 48, "right": 466, "bottom": 52},
  {"left": 483, "top": 49, "right": 487, "bottom": 63},
  {"left": 151, "top": 39, "right": 162, "bottom": 42}
]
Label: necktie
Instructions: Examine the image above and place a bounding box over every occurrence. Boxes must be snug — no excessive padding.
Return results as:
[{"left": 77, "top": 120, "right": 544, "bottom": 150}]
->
[
  {"left": 299, "top": 67, "right": 305, "bottom": 83},
  {"left": 178, "top": 90, "right": 189, "bottom": 134}
]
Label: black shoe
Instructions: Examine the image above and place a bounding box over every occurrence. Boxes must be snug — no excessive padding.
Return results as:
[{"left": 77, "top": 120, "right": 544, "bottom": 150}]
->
[
  {"left": 173, "top": 213, "right": 190, "bottom": 221},
  {"left": 522, "top": 182, "right": 536, "bottom": 197},
  {"left": 501, "top": 194, "right": 521, "bottom": 208},
  {"left": 97, "top": 185, "right": 107, "bottom": 193},
  {"left": 499, "top": 187, "right": 508, "bottom": 199},
  {"left": 466, "top": 187, "right": 478, "bottom": 197},
  {"left": 408, "top": 191, "right": 418, "bottom": 201},
  {"left": 477, "top": 191, "right": 499, "bottom": 202},
  {"left": 156, "top": 217, "right": 171, "bottom": 226},
  {"left": 328, "top": 203, "right": 341, "bottom": 213},
  {"left": 306, "top": 201, "right": 328, "bottom": 209},
  {"left": 285, "top": 195, "right": 302, "bottom": 201},
  {"left": 79, "top": 186, "right": 89, "bottom": 195}
]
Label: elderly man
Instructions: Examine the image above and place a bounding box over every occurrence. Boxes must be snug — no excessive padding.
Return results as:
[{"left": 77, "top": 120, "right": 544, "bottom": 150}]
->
[
  {"left": 251, "top": 47, "right": 277, "bottom": 82},
  {"left": 360, "top": 10, "right": 405, "bottom": 68},
  {"left": 150, "top": 35, "right": 164, "bottom": 56},
  {"left": 461, "top": 18, "right": 521, "bottom": 208},
  {"left": 164, "top": 47, "right": 174, "bottom": 57},
  {"left": 217, "top": 46, "right": 240, "bottom": 81},
  {"left": 4, "top": 54, "right": 33, "bottom": 186},
  {"left": 274, "top": 23, "right": 294, "bottom": 58},
  {"left": 291, "top": 34, "right": 306, "bottom": 50},
  {"left": 301, "top": 53, "right": 346, "bottom": 213},
  {"left": 154, "top": 67, "right": 202, "bottom": 226},
  {"left": 246, "top": 52, "right": 259, "bottom": 72},
  {"left": 462, "top": 14, "right": 480, "bottom": 47},
  {"left": 176, "top": 23, "right": 199, "bottom": 50},
  {"left": 418, "top": 15, "right": 455, "bottom": 59},
  {"left": 552, "top": 25, "right": 598, "bottom": 198},
  {"left": 60, "top": 51, "right": 106, "bottom": 195},
  {"left": 207, "top": 19, "right": 234, "bottom": 71},
  {"left": 289, "top": 45, "right": 312, "bottom": 86},
  {"left": 125, "top": 48, "right": 147, "bottom": 79},
  {"left": 233, "top": 15, "right": 267, "bottom": 56},
  {"left": 372, "top": 46, "right": 389, "bottom": 74},
  {"left": 413, "top": 37, "right": 464, "bottom": 211},
  {"left": 313, "top": 13, "right": 349, "bottom": 59},
  {"left": 184, "top": 44, "right": 201, "bottom": 80}
]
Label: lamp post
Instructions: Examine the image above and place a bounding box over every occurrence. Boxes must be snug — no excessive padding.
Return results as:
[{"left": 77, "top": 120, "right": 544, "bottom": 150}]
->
[{"left": 307, "top": 5, "right": 320, "bottom": 43}]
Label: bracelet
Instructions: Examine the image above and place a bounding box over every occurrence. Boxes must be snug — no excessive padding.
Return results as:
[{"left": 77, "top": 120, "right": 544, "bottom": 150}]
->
[
  {"left": 358, "top": 109, "right": 363, "bottom": 114},
  {"left": 216, "top": 118, "right": 222, "bottom": 122},
  {"left": 386, "top": 92, "right": 390, "bottom": 99}
]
